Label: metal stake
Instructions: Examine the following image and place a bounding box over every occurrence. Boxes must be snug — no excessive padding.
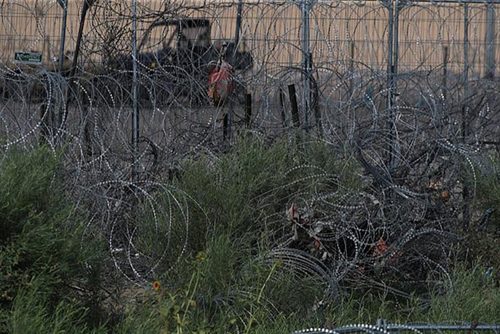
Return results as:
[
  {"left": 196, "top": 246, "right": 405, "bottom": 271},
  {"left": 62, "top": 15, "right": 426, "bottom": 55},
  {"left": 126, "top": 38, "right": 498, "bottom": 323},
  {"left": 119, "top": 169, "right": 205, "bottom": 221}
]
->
[
  {"left": 484, "top": 1, "right": 496, "bottom": 79},
  {"left": 386, "top": 0, "right": 400, "bottom": 171},
  {"left": 301, "top": 0, "right": 312, "bottom": 131},
  {"left": 57, "top": 0, "right": 68, "bottom": 74},
  {"left": 132, "top": 0, "right": 139, "bottom": 180},
  {"left": 462, "top": 2, "right": 469, "bottom": 139}
]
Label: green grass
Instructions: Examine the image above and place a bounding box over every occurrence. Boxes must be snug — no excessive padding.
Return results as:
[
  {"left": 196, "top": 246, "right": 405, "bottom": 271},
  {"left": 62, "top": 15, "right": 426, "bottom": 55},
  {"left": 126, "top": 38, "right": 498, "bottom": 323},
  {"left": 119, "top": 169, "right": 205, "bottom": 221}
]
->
[
  {"left": 0, "top": 146, "right": 105, "bottom": 332},
  {"left": 7, "top": 276, "right": 106, "bottom": 334},
  {"left": 1, "top": 138, "right": 499, "bottom": 333},
  {"left": 139, "top": 136, "right": 362, "bottom": 271},
  {"left": 114, "top": 264, "right": 500, "bottom": 333},
  {"left": 459, "top": 153, "right": 500, "bottom": 269}
]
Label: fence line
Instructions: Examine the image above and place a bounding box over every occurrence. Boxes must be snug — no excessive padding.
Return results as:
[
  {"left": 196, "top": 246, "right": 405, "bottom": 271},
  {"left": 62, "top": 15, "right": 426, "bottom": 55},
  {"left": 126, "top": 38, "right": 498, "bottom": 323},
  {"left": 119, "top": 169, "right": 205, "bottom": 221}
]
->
[
  {"left": 0, "top": 0, "right": 497, "bottom": 71},
  {"left": 0, "top": 0, "right": 498, "bottom": 153}
]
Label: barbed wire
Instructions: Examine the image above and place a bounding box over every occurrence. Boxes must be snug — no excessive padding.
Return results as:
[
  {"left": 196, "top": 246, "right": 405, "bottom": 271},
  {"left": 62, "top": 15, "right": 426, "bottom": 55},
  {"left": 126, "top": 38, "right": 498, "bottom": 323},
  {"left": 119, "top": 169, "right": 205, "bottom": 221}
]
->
[
  {"left": 0, "top": 0, "right": 498, "bottom": 305},
  {"left": 292, "top": 320, "right": 500, "bottom": 334}
]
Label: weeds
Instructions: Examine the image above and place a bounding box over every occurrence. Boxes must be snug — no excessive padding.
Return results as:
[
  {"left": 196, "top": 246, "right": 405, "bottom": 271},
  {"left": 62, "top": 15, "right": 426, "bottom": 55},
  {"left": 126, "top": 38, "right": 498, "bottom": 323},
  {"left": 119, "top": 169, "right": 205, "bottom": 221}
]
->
[
  {"left": 2, "top": 140, "right": 499, "bottom": 332},
  {"left": 0, "top": 146, "right": 105, "bottom": 332}
]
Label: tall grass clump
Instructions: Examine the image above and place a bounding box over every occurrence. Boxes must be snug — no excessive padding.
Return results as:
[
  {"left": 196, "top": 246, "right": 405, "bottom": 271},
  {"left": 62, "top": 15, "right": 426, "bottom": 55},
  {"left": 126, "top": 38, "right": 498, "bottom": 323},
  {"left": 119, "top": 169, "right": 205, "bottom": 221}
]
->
[
  {"left": 129, "top": 135, "right": 363, "bottom": 330},
  {"left": 459, "top": 154, "right": 500, "bottom": 270},
  {"left": 422, "top": 265, "right": 500, "bottom": 322},
  {"left": 0, "top": 146, "right": 105, "bottom": 332},
  {"left": 7, "top": 277, "right": 106, "bottom": 334},
  {"left": 113, "top": 135, "right": 500, "bottom": 331},
  {"left": 314, "top": 265, "right": 500, "bottom": 327},
  {"left": 171, "top": 136, "right": 362, "bottom": 248}
]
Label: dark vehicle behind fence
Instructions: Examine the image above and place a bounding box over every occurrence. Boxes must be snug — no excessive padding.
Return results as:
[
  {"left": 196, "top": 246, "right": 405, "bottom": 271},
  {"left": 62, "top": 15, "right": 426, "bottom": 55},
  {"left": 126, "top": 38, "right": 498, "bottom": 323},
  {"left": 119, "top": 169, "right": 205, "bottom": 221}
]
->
[{"left": 107, "top": 18, "right": 253, "bottom": 106}]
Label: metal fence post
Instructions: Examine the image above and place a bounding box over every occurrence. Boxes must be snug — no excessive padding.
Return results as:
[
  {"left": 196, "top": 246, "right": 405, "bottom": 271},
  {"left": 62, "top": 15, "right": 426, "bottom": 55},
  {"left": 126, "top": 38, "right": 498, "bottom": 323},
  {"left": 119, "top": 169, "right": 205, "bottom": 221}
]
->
[
  {"left": 57, "top": 0, "right": 68, "bottom": 74},
  {"left": 235, "top": 0, "right": 243, "bottom": 46},
  {"left": 462, "top": 2, "right": 471, "bottom": 230},
  {"left": 462, "top": 1, "right": 469, "bottom": 140},
  {"left": 289, "top": 84, "right": 301, "bottom": 128},
  {"left": 349, "top": 40, "right": 355, "bottom": 97},
  {"left": 56, "top": 0, "right": 68, "bottom": 136},
  {"left": 484, "top": 1, "right": 496, "bottom": 79},
  {"left": 132, "top": 0, "right": 139, "bottom": 180},
  {"left": 386, "top": 0, "right": 400, "bottom": 171},
  {"left": 442, "top": 45, "right": 449, "bottom": 101},
  {"left": 301, "top": 0, "right": 312, "bottom": 132}
]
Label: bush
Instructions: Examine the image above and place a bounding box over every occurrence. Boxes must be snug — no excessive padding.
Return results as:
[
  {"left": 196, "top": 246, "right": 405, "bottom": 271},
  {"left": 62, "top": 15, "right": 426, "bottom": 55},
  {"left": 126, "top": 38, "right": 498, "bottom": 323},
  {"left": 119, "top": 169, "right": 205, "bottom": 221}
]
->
[
  {"left": 166, "top": 136, "right": 361, "bottom": 255},
  {"left": 0, "top": 146, "right": 105, "bottom": 331},
  {"left": 423, "top": 266, "right": 500, "bottom": 322},
  {"left": 126, "top": 136, "right": 362, "bottom": 330},
  {"left": 2, "top": 140, "right": 497, "bottom": 332}
]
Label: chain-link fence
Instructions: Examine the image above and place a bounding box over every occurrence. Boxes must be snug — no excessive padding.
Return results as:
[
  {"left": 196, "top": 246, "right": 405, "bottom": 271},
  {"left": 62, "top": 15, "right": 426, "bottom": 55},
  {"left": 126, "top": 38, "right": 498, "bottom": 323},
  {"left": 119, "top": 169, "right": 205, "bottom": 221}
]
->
[
  {"left": 0, "top": 0, "right": 497, "bottom": 71},
  {"left": 0, "top": 0, "right": 497, "bottom": 141}
]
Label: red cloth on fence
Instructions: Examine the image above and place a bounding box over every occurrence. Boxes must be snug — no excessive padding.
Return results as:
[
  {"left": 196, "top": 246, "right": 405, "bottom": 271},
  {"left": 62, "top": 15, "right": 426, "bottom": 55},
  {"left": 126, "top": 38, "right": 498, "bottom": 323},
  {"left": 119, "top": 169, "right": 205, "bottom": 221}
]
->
[{"left": 208, "top": 61, "right": 234, "bottom": 105}]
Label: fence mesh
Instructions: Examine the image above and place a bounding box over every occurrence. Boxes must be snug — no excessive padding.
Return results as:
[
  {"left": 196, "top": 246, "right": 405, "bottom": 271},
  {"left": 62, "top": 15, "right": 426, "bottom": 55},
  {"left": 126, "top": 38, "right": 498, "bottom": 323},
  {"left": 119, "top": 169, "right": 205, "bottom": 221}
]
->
[{"left": 0, "top": 0, "right": 497, "bottom": 71}]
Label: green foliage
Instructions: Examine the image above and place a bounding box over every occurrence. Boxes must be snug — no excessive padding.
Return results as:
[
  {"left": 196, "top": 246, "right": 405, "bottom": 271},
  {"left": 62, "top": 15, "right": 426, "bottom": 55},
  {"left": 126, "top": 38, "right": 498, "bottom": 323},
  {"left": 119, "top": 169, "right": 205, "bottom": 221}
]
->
[
  {"left": 6, "top": 276, "right": 106, "bottom": 334},
  {"left": 2, "top": 139, "right": 499, "bottom": 332},
  {"left": 473, "top": 154, "right": 500, "bottom": 227},
  {"left": 422, "top": 266, "right": 500, "bottom": 322},
  {"left": 115, "top": 265, "right": 500, "bottom": 332},
  {"left": 177, "top": 136, "right": 295, "bottom": 234},
  {"left": 0, "top": 147, "right": 59, "bottom": 242},
  {"left": 165, "top": 136, "right": 361, "bottom": 254},
  {"left": 262, "top": 267, "right": 325, "bottom": 315},
  {"left": 131, "top": 136, "right": 362, "bottom": 326},
  {"left": 0, "top": 146, "right": 105, "bottom": 332},
  {"left": 462, "top": 154, "right": 500, "bottom": 268},
  {"left": 115, "top": 246, "right": 321, "bottom": 333}
]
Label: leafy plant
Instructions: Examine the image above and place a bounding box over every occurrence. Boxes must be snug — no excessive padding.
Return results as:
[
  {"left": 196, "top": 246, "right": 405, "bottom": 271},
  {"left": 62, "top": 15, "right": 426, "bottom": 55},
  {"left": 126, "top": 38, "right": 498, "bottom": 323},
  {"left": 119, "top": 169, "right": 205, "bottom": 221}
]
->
[{"left": 0, "top": 146, "right": 105, "bottom": 331}]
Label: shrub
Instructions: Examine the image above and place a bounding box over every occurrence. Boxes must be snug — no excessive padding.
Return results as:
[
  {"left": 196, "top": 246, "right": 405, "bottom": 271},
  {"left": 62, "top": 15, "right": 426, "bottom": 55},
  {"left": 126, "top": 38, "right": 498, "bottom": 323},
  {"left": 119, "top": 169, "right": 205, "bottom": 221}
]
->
[
  {"left": 0, "top": 146, "right": 105, "bottom": 331},
  {"left": 127, "top": 136, "right": 362, "bottom": 329}
]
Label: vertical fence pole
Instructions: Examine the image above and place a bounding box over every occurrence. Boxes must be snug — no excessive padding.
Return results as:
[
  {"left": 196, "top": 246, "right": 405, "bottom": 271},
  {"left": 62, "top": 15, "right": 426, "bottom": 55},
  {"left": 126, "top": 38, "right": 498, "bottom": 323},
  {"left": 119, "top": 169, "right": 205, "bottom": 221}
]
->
[
  {"left": 65, "top": 0, "right": 95, "bottom": 130},
  {"left": 386, "top": 0, "right": 400, "bottom": 171},
  {"left": 462, "top": 2, "right": 469, "bottom": 139},
  {"left": 131, "top": 0, "right": 139, "bottom": 180},
  {"left": 462, "top": 2, "right": 471, "bottom": 231},
  {"left": 223, "top": 113, "right": 230, "bottom": 140},
  {"left": 235, "top": 0, "right": 243, "bottom": 46},
  {"left": 484, "top": 2, "right": 496, "bottom": 79},
  {"left": 289, "top": 84, "right": 301, "bottom": 129},
  {"left": 56, "top": 0, "right": 68, "bottom": 137},
  {"left": 387, "top": 0, "right": 394, "bottom": 108},
  {"left": 279, "top": 88, "right": 287, "bottom": 128},
  {"left": 301, "top": 0, "right": 312, "bottom": 131},
  {"left": 386, "top": 0, "right": 394, "bottom": 170},
  {"left": 68, "top": 0, "right": 95, "bottom": 79},
  {"left": 57, "top": 0, "right": 68, "bottom": 74},
  {"left": 349, "top": 40, "right": 355, "bottom": 97},
  {"left": 393, "top": 1, "right": 400, "bottom": 83},
  {"left": 245, "top": 93, "right": 252, "bottom": 128},
  {"left": 442, "top": 46, "right": 449, "bottom": 101},
  {"left": 310, "top": 53, "right": 323, "bottom": 137}
]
